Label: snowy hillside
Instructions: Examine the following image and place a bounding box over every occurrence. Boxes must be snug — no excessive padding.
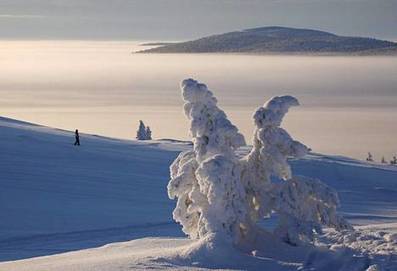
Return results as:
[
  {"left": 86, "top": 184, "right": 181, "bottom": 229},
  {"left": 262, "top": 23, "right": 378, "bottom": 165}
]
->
[
  {"left": 1, "top": 116, "right": 397, "bottom": 270},
  {"left": 0, "top": 116, "right": 190, "bottom": 261}
]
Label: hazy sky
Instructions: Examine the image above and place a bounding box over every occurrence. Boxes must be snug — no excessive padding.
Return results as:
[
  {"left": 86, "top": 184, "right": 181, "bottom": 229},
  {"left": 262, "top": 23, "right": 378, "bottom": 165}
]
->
[{"left": 0, "top": 0, "right": 396, "bottom": 40}]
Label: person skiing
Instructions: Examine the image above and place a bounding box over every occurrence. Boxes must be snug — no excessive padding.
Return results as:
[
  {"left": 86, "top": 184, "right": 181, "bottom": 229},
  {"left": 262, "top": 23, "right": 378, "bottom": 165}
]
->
[{"left": 74, "top": 129, "right": 80, "bottom": 146}]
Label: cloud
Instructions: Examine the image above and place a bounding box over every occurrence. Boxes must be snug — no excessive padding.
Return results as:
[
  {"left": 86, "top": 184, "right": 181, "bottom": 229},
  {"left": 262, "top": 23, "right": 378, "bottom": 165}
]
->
[{"left": 0, "top": 14, "right": 45, "bottom": 19}]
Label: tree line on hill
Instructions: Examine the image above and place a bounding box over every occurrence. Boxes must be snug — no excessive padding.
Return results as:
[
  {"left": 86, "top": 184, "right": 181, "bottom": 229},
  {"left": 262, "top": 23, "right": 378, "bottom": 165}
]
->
[{"left": 367, "top": 152, "right": 397, "bottom": 165}]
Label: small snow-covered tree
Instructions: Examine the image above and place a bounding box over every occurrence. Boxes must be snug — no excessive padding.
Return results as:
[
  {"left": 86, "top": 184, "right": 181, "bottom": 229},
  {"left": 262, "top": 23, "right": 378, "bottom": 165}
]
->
[
  {"left": 381, "top": 157, "right": 387, "bottom": 164},
  {"left": 168, "top": 79, "right": 351, "bottom": 250},
  {"left": 136, "top": 120, "right": 149, "bottom": 140},
  {"left": 146, "top": 126, "right": 152, "bottom": 140}
]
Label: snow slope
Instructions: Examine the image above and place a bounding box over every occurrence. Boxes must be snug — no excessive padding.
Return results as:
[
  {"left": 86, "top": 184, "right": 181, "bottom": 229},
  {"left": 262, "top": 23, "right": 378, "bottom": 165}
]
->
[
  {"left": 0, "top": 116, "right": 190, "bottom": 261},
  {"left": 1, "top": 117, "right": 397, "bottom": 270}
]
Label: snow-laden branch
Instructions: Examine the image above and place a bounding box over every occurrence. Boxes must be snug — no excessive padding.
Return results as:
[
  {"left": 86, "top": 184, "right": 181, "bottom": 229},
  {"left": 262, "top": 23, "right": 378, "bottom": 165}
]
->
[
  {"left": 181, "top": 79, "right": 245, "bottom": 161},
  {"left": 250, "top": 95, "right": 309, "bottom": 180}
]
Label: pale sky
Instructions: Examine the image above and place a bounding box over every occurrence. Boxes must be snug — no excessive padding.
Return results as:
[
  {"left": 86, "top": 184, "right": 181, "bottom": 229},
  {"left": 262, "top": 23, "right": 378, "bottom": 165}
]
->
[{"left": 0, "top": 0, "right": 396, "bottom": 40}]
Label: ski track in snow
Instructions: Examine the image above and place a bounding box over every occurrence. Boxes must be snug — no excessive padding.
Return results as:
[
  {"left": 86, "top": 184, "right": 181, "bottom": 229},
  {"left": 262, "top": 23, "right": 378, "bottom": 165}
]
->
[{"left": 0, "top": 116, "right": 397, "bottom": 270}]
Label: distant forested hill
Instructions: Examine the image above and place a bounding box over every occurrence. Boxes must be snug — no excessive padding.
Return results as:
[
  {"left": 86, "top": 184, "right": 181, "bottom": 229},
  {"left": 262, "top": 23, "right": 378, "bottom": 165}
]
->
[{"left": 139, "top": 26, "right": 397, "bottom": 55}]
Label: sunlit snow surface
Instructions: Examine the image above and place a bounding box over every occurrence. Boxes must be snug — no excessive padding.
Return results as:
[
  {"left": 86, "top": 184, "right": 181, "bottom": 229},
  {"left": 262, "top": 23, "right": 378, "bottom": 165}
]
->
[{"left": 0, "top": 117, "right": 396, "bottom": 270}]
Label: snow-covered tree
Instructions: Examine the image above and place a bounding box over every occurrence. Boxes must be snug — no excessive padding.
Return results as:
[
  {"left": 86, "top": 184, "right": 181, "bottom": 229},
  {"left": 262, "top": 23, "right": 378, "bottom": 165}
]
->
[
  {"left": 241, "top": 95, "right": 351, "bottom": 245},
  {"left": 168, "top": 79, "right": 247, "bottom": 244},
  {"left": 136, "top": 120, "right": 151, "bottom": 140},
  {"left": 381, "top": 157, "right": 387, "bottom": 164},
  {"left": 168, "top": 79, "right": 351, "bottom": 250},
  {"left": 145, "top": 126, "right": 152, "bottom": 140}
]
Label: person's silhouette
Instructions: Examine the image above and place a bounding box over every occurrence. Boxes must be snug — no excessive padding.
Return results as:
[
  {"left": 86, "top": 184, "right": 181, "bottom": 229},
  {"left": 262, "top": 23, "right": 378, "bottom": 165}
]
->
[{"left": 74, "top": 129, "right": 80, "bottom": 146}]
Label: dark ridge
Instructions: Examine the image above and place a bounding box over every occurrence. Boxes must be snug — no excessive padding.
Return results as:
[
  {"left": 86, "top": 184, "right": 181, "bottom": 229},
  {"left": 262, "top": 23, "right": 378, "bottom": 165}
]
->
[{"left": 138, "top": 26, "right": 397, "bottom": 55}]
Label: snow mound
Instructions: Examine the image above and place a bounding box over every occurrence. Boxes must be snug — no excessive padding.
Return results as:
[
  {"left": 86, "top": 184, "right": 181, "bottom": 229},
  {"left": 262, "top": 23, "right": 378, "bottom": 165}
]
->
[{"left": 4, "top": 229, "right": 396, "bottom": 271}]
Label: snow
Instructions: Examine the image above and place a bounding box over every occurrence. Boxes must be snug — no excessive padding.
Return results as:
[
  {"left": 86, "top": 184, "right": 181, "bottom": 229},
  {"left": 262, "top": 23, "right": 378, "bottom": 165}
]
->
[
  {"left": 1, "top": 114, "right": 397, "bottom": 270},
  {"left": 0, "top": 116, "right": 188, "bottom": 261}
]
